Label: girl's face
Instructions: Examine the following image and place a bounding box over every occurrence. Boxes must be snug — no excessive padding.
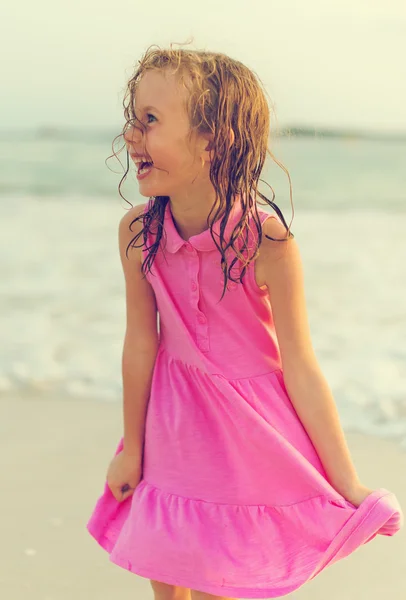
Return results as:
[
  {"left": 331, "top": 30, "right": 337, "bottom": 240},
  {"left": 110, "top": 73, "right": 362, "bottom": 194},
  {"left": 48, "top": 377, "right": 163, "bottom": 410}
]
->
[{"left": 124, "top": 69, "right": 209, "bottom": 198}]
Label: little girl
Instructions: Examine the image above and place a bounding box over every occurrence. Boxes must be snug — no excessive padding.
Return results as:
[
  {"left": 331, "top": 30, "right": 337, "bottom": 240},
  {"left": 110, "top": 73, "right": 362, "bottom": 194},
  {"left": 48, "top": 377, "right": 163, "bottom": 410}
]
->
[{"left": 87, "top": 45, "right": 403, "bottom": 600}]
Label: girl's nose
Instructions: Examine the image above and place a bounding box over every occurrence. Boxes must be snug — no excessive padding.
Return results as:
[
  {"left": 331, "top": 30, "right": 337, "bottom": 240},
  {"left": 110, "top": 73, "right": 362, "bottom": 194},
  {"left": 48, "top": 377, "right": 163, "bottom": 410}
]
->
[
  {"left": 124, "top": 127, "right": 136, "bottom": 143},
  {"left": 123, "top": 124, "right": 143, "bottom": 144}
]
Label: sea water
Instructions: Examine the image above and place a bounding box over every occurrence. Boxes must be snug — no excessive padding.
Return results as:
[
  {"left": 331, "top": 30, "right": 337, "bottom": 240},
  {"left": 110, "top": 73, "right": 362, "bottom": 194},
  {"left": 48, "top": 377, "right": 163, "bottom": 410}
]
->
[{"left": 1, "top": 130, "right": 405, "bottom": 446}]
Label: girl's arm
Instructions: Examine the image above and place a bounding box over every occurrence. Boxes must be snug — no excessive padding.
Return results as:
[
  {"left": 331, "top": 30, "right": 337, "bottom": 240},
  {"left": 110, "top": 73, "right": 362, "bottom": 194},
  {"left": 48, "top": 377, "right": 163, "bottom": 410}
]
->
[
  {"left": 118, "top": 204, "right": 159, "bottom": 460},
  {"left": 256, "top": 217, "right": 360, "bottom": 497}
]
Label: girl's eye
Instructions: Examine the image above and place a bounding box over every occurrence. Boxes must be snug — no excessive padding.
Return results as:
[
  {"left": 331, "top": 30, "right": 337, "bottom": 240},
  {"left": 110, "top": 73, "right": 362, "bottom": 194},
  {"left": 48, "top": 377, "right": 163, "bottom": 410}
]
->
[{"left": 146, "top": 113, "right": 156, "bottom": 123}]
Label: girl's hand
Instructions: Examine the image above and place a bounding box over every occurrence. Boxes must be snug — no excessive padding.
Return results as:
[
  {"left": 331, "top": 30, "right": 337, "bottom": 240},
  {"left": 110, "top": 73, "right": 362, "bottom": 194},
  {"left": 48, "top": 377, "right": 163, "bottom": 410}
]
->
[
  {"left": 106, "top": 450, "right": 143, "bottom": 502},
  {"left": 341, "top": 483, "right": 374, "bottom": 508}
]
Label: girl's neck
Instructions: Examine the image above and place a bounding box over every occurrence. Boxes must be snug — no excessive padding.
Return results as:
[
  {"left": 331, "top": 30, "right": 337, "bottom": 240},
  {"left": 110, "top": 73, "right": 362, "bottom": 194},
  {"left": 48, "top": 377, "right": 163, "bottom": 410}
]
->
[{"left": 168, "top": 192, "right": 219, "bottom": 241}]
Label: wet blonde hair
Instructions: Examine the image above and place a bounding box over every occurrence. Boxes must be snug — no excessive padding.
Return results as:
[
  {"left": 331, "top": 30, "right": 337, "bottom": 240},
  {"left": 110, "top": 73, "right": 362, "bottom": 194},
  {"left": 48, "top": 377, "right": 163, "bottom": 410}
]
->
[{"left": 111, "top": 41, "right": 294, "bottom": 300}]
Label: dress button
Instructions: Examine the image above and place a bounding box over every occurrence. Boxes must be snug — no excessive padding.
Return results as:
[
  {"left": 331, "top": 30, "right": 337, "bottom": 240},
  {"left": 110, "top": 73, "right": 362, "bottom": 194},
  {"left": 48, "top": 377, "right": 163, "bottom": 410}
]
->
[
  {"left": 185, "top": 243, "right": 194, "bottom": 252},
  {"left": 191, "top": 281, "right": 197, "bottom": 291},
  {"left": 228, "top": 282, "right": 237, "bottom": 290},
  {"left": 197, "top": 314, "right": 206, "bottom": 324}
]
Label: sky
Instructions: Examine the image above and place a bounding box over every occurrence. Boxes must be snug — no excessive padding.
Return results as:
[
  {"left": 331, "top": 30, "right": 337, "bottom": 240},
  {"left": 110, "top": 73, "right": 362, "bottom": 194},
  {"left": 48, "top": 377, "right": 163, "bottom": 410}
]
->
[{"left": 2, "top": 0, "right": 405, "bottom": 133}]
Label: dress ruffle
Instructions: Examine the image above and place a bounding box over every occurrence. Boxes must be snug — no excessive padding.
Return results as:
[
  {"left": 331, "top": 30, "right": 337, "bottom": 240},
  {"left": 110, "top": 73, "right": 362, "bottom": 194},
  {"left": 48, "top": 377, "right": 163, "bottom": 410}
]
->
[{"left": 87, "top": 435, "right": 403, "bottom": 598}]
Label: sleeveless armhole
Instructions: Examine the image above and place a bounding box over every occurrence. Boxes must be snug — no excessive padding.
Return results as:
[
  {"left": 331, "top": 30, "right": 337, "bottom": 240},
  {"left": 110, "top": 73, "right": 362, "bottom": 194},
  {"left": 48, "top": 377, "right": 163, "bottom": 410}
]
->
[
  {"left": 245, "top": 211, "right": 281, "bottom": 295},
  {"left": 140, "top": 198, "right": 155, "bottom": 279},
  {"left": 141, "top": 198, "right": 154, "bottom": 254}
]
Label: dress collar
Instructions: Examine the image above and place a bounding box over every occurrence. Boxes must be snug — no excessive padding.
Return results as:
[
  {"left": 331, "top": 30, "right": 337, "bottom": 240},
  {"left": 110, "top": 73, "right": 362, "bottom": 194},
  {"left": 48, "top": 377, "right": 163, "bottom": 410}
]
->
[{"left": 163, "top": 196, "right": 244, "bottom": 253}]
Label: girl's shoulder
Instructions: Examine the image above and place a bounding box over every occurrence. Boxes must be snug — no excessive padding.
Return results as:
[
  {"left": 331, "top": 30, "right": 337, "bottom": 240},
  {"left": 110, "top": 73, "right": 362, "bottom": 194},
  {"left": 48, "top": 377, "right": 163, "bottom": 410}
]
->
[
  {"left": 118, "top": 202, "right": 149, "bottom": 262},
  {"left": 253, "top": 208, "right": 295, "bottom": 288},
  {"left": 250, "top": 206, "right": 287, "bottom": 247},
  {"left": 258, "top": 210, "right": 288, "bottom": 243}
]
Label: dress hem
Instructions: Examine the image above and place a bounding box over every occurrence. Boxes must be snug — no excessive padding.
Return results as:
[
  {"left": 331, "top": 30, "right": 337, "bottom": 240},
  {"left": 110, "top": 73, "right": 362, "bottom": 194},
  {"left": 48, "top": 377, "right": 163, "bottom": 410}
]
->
[
  {"left": 108, "top": 552, "right": 313, "bottom": 599},
  {"left": 86, "top": 522, "right": 309, "bottom": 598},
  {"left": 86, "top": 486, "right": 402, "bottom": 599}
]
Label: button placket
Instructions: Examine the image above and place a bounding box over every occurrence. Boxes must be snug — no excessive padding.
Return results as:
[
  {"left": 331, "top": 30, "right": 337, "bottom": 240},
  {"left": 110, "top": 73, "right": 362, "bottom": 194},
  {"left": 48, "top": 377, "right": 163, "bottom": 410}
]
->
[
  {"left": 196, "top": 302, "right": 209, "bottom": 350},
  {"left": 184, "top": 243, "right": 210, "bottom": 352}
]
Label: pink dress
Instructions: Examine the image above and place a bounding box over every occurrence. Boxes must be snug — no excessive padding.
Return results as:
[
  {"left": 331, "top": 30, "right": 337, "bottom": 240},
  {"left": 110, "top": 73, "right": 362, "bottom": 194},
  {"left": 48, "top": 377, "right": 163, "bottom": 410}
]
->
[{"left": 87, "top": 196, "right": 403, "bottom": 598}]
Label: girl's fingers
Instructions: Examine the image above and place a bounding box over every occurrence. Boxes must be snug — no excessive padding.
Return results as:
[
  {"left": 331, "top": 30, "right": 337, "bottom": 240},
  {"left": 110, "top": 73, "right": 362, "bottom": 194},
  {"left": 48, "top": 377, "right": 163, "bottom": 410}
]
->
[
  {"left": 108, "top": 484, "right": 134, "bottom": 501},
  {"left": 118, "top": 490, "right": 133, "bottom": 502},
  {"left": 107, "top": 481, "right": 137, "bottom": 501}
]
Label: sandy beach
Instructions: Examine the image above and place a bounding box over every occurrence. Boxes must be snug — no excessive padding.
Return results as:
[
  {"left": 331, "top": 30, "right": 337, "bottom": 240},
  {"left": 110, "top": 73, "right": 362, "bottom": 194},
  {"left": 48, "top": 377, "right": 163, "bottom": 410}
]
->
[{"left": 1, "top": 392, "right": 405, "bottom": 600}]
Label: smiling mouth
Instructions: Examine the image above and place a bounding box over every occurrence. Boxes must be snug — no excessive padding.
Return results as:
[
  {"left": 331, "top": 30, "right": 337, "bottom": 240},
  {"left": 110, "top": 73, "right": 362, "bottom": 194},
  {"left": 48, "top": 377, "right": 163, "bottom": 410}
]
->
[
  {"left": 131, "top": 156, "right": 154, "bottom": 171},
  {"left": 139, "top": 160, "right": 153, "bottom": 170},
  {"left": 137, "top": 162, "right": 154, "bottom": 177}
]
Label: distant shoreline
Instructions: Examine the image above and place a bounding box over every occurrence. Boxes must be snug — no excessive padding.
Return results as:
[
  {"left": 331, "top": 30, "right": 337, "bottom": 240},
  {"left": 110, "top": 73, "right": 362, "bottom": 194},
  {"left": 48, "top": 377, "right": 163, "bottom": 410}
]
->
[
  {"left": 0, "top": 125, "right": 405, "bottom": 143},
  {"left": 278, "top": 126, "right": 406, "bottom": 142}
]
